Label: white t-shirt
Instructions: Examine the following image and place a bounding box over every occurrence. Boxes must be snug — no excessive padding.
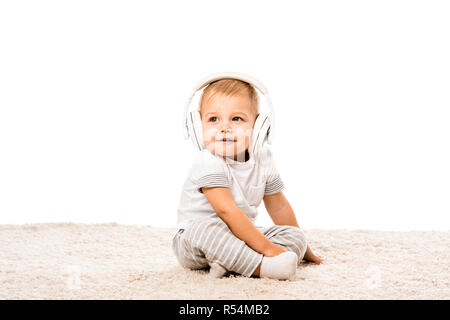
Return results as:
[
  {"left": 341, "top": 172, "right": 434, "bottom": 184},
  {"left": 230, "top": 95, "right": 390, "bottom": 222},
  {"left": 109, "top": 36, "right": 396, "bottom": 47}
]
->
[{"left": 176, "top": 146, "right": 284, "bottom": 232}]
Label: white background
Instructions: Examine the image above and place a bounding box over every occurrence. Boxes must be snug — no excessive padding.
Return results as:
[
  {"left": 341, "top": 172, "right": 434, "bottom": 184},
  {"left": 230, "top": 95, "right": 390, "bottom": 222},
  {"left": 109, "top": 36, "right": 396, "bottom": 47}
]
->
[{"left": 1, "top": 1, "right": 449, "bottom": 231}]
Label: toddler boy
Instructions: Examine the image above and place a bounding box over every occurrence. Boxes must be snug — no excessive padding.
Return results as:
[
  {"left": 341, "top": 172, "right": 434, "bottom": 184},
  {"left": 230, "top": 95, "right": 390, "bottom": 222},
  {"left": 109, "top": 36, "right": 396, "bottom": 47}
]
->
[{"left": 172, "top": 78, "right": 321, "bottom": 280}]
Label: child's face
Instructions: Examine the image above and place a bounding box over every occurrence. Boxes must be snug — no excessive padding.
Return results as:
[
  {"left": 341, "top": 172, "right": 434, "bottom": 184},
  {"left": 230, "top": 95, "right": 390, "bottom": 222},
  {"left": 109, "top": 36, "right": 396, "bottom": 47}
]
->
[{"left": 200, "top": 93, "right": 257, "bottom": 160}]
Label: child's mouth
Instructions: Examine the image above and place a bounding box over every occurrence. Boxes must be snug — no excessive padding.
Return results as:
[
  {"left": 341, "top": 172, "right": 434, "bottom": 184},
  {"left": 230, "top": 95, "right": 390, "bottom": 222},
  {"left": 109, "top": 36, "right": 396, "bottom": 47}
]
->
[{"left": 217, "top": 139, "right": 236, "bottom": 143}]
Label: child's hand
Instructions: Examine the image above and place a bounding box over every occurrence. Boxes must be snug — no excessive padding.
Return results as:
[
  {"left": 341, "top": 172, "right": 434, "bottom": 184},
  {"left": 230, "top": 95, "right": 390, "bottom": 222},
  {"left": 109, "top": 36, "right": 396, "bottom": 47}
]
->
[
  {"left": 303, "top": 245, "right": 322, "bottom": 264},
  {"left": 263, "top": 243, "right": 287, "bottom": 257}
]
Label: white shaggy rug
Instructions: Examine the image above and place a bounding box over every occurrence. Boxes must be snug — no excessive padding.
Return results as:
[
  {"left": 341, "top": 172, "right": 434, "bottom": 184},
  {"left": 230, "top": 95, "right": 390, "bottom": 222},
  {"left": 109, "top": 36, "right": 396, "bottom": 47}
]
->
[{"left": 0, "top": 223, "right": 448, "bottom": 300}]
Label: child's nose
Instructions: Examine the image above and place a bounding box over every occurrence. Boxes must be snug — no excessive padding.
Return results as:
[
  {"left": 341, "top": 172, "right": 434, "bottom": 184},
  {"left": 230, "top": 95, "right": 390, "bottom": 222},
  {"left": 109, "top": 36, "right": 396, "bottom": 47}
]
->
[
  {"left": 220, "top": 121, "right": 232, "bottom": 133},
  {"left": 220, "top": 126, "right": 232, "bottom": 134}
]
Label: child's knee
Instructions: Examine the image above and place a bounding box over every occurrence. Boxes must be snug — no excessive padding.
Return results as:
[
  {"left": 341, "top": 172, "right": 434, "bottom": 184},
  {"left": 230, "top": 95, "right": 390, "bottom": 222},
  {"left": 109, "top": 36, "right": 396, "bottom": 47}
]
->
[{"left": 284, "top": 226, "right": 307, "bottom": 260}]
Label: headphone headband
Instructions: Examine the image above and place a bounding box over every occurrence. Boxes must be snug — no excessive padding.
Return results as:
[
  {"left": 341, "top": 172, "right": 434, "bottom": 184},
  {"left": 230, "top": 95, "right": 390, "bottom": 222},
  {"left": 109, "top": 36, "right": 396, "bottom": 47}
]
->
[
  {"left": 192, "top": 72, "right": 269, "bottom": 96},
  {"left": 183, "top": 72, "right": 274, "bottom": 140}
]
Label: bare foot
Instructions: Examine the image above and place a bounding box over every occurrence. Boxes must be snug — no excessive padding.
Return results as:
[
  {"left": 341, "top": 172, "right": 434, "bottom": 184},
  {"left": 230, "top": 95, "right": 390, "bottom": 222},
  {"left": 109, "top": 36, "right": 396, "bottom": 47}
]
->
[{"left": 304, "top": 245, "right": 323, "bottom": 265}]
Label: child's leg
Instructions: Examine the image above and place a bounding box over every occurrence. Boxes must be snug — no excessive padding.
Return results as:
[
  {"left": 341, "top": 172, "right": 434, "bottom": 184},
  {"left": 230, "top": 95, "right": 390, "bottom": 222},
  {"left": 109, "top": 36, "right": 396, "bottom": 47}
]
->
[
  {"left": 175, "top": 217, "right": 263, "bottom": 277},
  {"left": 172, "top": 228, "right": 209, "bottom": 270},
  {"left": 208, "top": 261, "right": 229, "bottom": 278},
  {"left": 259, "top": 225, "right": 308, "bottom": 266},
  {"left": 257, "top": 251, "right": 298, "bottom": 280},
  {"left": 243, "top": 225, "right": 306, "bottom": 280}
]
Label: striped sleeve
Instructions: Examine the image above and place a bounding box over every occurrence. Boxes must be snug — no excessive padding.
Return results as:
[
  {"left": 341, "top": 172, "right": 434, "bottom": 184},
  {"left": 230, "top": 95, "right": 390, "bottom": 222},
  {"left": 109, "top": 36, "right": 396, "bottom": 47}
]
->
[
  {"left": 189, "top": 150, "right": 231, "bottom": 193},
  {"left": 196, "top": 173, "right": 231, "bottom": 193},
  {"left": 263, "top": 147, "right": 285, "bottom": 195},
  {"left": 265, "top": 175, "right": 284, "bottom": 195}
]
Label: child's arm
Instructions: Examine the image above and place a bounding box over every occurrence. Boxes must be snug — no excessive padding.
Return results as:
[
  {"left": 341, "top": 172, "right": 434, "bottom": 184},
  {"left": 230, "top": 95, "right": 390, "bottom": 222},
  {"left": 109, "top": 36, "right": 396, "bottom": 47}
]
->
[
  {"left": 202, "top": 186, "right": 286, "bottom": 257},
  {"left": 263, "top": 191, "right": 300, "bottom": 227},
  {"left": 263, "top": 191, "right": 323, "bottom": 264}
]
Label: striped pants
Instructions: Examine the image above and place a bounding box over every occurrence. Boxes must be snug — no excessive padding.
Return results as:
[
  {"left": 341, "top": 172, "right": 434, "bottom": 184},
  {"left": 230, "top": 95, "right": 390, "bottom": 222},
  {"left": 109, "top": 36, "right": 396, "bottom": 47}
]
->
[{"left": 172, "top": 217, "right": 308, "bottom": 277}]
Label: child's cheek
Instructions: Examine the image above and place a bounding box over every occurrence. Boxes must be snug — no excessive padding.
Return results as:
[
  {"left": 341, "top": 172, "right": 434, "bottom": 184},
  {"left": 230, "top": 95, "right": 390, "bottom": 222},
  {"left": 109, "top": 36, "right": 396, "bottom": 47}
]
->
[
  {"left": 203, "top": 127, "right": 217, "bottom": 146},
  {"left": 245, "top": 128, "right": 253, "bottom": 148},
  {"left": 235, "top": 127, "right": 253, "bottom": 147}
]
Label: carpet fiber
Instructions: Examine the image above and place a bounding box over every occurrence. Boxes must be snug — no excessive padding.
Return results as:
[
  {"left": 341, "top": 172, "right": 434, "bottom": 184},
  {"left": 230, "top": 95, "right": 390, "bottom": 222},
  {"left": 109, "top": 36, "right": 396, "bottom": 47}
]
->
[{"left": 0, "top": 223, "right": 448, "bottom": 299}]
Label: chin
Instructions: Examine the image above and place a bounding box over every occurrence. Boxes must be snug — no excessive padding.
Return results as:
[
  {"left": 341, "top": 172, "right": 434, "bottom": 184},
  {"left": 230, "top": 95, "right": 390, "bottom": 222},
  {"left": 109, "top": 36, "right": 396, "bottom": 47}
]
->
[{"left": 207, "top": 144, "right": 247, "bottom": 159}]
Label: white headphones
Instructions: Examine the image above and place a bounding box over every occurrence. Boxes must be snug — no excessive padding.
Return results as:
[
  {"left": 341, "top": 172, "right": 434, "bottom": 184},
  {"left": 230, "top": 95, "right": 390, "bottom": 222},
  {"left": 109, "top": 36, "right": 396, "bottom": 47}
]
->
[{"left": 183, "top": 72, "right": 275, "bottom": 159}]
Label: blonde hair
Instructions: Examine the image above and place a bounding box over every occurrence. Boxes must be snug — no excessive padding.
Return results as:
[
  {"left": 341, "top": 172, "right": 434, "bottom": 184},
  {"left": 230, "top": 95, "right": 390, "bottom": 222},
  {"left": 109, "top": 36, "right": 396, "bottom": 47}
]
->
[{"left": 199, "top": 79, "right": 259, "bottom": 116}]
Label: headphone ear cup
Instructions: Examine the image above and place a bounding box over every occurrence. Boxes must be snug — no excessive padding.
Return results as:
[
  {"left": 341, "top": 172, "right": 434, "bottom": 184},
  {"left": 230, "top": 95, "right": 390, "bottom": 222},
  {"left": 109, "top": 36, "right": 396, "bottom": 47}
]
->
[
  {"left": 190, "top": 110, "right": 204, "bottom": 150},
  {"left": 250, "top": 113, "right": 271, "bottom": 158}
]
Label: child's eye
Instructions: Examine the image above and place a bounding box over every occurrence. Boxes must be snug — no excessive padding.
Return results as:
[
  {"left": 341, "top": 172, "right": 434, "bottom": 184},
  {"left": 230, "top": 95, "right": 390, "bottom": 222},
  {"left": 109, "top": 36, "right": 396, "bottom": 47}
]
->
[
  {"left": 232, "top": 117, "right": 243, "bottom": 121},
  {"left": 208, "top": 117, "right": 218, "bottom": 122}
]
